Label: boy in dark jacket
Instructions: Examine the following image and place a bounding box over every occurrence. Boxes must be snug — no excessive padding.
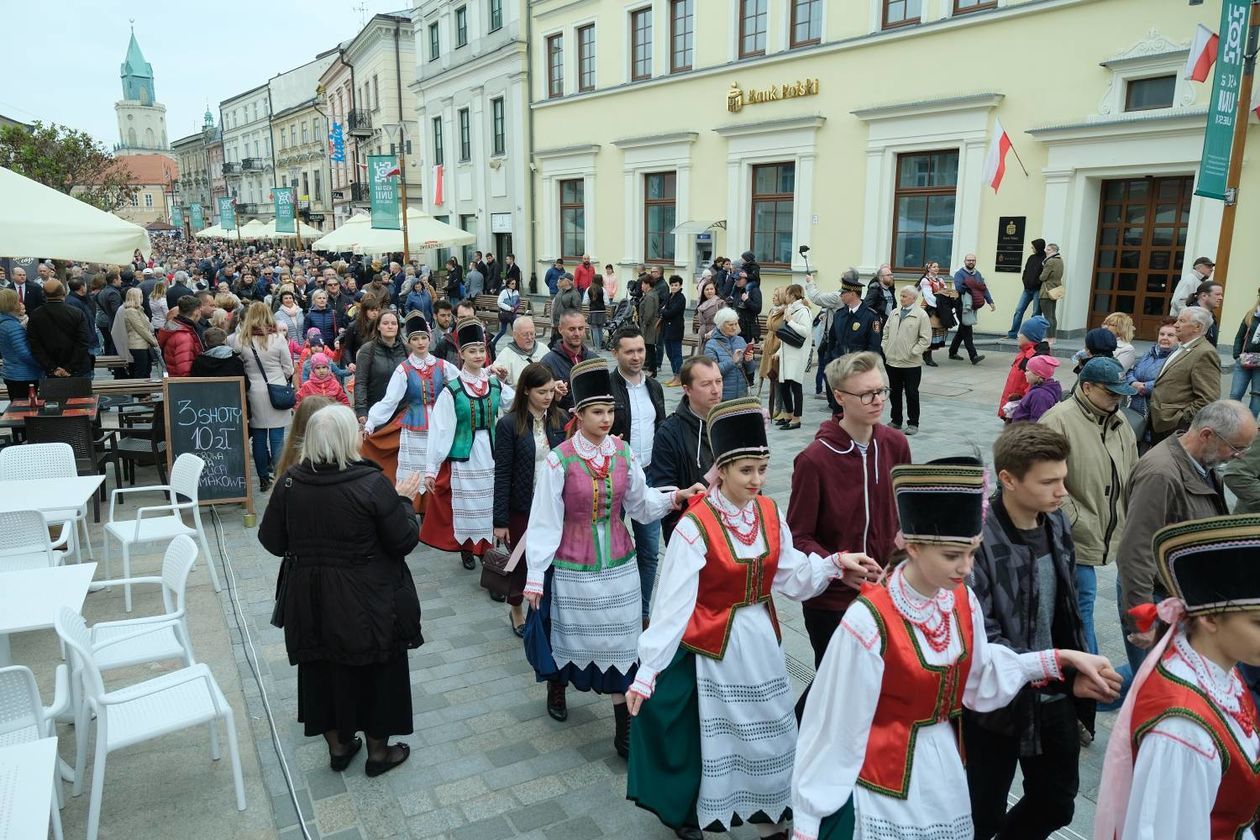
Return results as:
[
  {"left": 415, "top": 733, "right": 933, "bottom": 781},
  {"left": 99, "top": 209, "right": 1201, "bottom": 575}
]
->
[
  {"left": 965, "top": 422, "right": 1101, "bottom": 840},
  {"left": 190, "top": 328, "right": 246, "bottom": 378}
]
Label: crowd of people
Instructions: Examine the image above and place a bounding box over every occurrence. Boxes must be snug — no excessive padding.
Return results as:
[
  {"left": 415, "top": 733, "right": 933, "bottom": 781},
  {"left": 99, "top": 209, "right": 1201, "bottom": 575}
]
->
[{"left": 6, "top": 235, "right": 1260, "bottom": 840}]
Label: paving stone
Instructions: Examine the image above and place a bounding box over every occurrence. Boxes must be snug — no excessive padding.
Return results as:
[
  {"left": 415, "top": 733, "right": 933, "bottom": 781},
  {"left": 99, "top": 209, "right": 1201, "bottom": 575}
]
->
[
  {"left": 312, "top": 793, "right": 359, "bottom": 835},
  {"left": 406, "top": 806, "right": 466, "bottom": 838},
  {"left": 486, "top": 741, "right": 541, "bottom": 768},
  {"left": 450, "top": 815, "right": 515, "bottom": 840},
  {"left": 543, "top": 816, "right": 603, "bottom": 840},
  {"left": 324, "top": 829, "right": 365, "bottom": 840},
  {"left": 459, "top": 791, "right": 521, "bottom": 822},
  {"left": 307, "top": 767, "right": 349, "bottom": 801},
  {"left": 508, "top": 800, "right": 570, "bottom": 833}
]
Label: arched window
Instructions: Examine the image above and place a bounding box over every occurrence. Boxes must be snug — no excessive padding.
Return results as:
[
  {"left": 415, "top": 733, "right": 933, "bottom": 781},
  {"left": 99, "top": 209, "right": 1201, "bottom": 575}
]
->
[
  {"left": 127, "top": 127, "right": 137, "bottom": 147},
  {"left": 144, "top": 127, "right": 155, "bottom": 147}
]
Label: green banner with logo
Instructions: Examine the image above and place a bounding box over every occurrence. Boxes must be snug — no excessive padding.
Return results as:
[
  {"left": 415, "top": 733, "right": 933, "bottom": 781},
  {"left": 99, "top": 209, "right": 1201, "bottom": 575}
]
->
[
  {"left": 1196, "top": 0, "right": 1252, "bottom": 200},
  {"left": 369, "top": 154, "right": 400, "bottom": 230},
  {"left": 274, "top": 187, "right": 296, "bottom": 234},
  {"left": 218, "top": 197, "right": 236, "bottom": 232},
  {"left": 171, "top": 206, "right": 183, "bottom": 229},
  {"left": 189, "top": 203, "right": 204, "bottom": 231}
]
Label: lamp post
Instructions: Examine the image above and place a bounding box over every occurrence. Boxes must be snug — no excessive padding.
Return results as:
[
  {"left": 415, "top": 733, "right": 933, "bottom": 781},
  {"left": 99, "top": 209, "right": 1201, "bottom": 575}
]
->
[{"left": 382, "top": 122, "right": 411, "bottom": 264}]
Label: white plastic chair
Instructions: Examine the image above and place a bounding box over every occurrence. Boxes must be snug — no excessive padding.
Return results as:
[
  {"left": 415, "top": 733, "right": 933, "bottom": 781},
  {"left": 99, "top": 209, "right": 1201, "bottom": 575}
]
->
[
  {"left": 0, "top": 509, "right": 67, "bottom": 573},
  {"left": 101, "top": 452, "right": 219, "bottom": 612},
  {"left": 90, "top": 535, "right": 198, "bottom": 674},
  {"left": 0, "top": 665, "right": 69, "bottom": 840},
  {"left": 0, "top": 442, "right": 91, "bottom": 564},
  {"left": 56, "top": 607, "right": 246, "bottom": 840}
]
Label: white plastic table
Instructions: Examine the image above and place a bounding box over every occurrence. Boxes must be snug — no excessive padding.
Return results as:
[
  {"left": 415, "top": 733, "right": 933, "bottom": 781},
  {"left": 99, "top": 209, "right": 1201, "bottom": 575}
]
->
[
  {"left": 0, "top": 737, "right": 57, "bottom": 840},
  {"left": 0, "top": 475, "right": 104, "bottom": 514},
  {"left": 0, "top": 563, "right": 96, "bottom": 667}
]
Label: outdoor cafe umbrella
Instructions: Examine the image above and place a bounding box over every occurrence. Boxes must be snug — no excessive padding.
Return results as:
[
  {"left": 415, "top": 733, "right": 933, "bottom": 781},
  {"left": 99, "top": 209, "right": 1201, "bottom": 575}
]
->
[
  {"left": 255, "top": 218, "right": 325, "bottom": 240},
  {"left": 0, "top": 165, "right": 151, "bottom": 263},
  {"left": 310, "top": 209, "right": 474, "bottom": 255},
  {"left": 193, "top": 224, "right": 226, "bottom": 239}
]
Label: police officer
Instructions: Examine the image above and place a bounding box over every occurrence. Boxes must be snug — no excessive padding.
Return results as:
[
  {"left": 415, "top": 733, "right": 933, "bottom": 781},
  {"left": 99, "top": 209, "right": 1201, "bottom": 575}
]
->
[{"left": 826, "top": 274, "right": 883, "bottom": 413}]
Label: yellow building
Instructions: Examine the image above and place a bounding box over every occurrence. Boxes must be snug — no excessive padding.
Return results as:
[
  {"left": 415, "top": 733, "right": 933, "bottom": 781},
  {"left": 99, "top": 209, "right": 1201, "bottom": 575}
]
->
[
  {"left": 272, "top": 100, "right": 332, "bottom": 232},
  {"left": 528, "top": 0, "right": 1259, "bottom": 340}
]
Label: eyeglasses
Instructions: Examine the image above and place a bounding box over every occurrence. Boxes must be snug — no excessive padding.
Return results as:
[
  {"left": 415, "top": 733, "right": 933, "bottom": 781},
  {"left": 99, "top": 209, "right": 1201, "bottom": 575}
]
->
[
  {"left": 1209, "top": 428, "right": 1251, "bottom": 458},
  {"left": 838, "top": 387, "right": 890, "bottom": 405}
]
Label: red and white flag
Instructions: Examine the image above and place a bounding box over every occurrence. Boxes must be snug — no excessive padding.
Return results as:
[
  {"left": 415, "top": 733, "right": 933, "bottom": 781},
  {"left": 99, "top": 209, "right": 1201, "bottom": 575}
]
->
[
  {"left": 383, "top": 165, "right": 401, "bottom": 178},
  {"left": 982, "top": 118, "right": 1013, "bottom": 193},
  {"left": 431, "top": 164, "right": 444, "bottom": 205},
  {"left": 1184, "top": 24, "right": 1219, "bottom": 82}
]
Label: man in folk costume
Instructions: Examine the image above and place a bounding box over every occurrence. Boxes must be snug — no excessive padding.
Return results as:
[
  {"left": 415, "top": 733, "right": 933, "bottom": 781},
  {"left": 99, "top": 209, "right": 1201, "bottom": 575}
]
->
[
  {"left": 522, "top": 358, "right": 704, "bottom": 757},
  {"left": 1094, "top": 514, "right": 1260, "bottom": 840},
  {"left": 421, "top": 318, "right": 514, "bottom": 569},
  {"left": 625, "top": 397, "right": 881, "bottom": 840},
  {"left": 365, "top": 312, "right": 460, "bottom": 515},
  {"left": 790, "top": 458, "right": 1120, "bottom": 840}
]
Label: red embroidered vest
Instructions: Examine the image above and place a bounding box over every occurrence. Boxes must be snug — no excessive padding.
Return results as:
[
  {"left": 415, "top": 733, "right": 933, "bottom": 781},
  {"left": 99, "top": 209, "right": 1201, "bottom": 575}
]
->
[
  {"left": 855, "top": 581, "right": 973, "bottom": 799},
  {"left": 1131, "top": 655, "right": 1260, "bottom": 839},
  {"left": 680, "top": 495, "right": 782, "bottom": 660}
]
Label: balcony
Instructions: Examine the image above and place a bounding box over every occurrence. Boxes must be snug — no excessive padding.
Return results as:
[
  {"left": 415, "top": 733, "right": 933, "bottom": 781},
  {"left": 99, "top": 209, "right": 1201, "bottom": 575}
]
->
[
  {"left": 241, "top": 157, "right": 266, "bottom": 172},
  {"left": 222, "top": 162, "right": 240, "bottom": 175},
  {"left": 235, "top": 203, "right": 258, "bottom": 216},
  {"left": 347, "top": 109, "right": 372, "bottom": 137},
  {"left": 350, "top": 181, "right": 370, "bottom": 202}
]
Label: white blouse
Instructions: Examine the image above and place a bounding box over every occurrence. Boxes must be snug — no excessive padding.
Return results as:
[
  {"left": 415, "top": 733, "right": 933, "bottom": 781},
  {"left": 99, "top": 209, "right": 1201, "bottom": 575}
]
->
[
  {"left": 423, "top": 368, "right": 514, "bottom": 478},
  {"left": 364, "top": 353, "right": 459, "bottom": 433}
]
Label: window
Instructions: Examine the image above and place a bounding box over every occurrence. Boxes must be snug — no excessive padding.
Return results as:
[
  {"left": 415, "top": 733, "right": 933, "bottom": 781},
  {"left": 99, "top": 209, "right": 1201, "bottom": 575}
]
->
[
  {"left": 144, "top": 193, "right": 154, "bottom": 208},
  {"left": 488, "top": 0, "right": 503, "bottom": 32},
  {"left": 546, "top": 34, "right": 563, "bottom": 98},
  {"left": 252, "top": 103, "right": 258, "bottom": 122},
  {"left": 883, "top": 0, "right": 922, "bottom": 29},
  {"left": 630, "top": 8, "right": 653, "bottom": 81},
  {"left": 461, "top": 214, "right": 478, "bottom": 266},
  {"left": 953, "top": 0, "right": 996, "bottom": 12},
  {"left": 578, "top": 24, "right": 596, "bottom": 92},
  {"left": 739, "top": 0, "right": 767, "bottom": 58},
  {"left": 456, "top": 6, "right": 468, "bottom": 47},
  {"left": 750, "top": 163, "right": 794, "bottom": 266},
  {"left": 790, "top": 0, "right": 822, "bottom": 48},
  {"left": 559, "top": 179, "right": 585, "bottom": 259},
  {"left": 670, "top": 0, "right": 693, "bottom": 73},
  {"left": 431, "top": 117, "right": 444, "bottom": 166},
  {"left": 314, "top": 170, "right": 322, "bottom": 201},
  {"left": 644, "top": 172, "right": 677, "bottom": 263},
  {"left": 301, "top": 122, "right": 309, "bottom": 144},
  {"left": 435, "top": 215, "right": 451, "bottom": 265},
  {"left": 491, "top": 97, "right": 505, "bottom": 155},
  {"left": 458, "top": 108, "right": 471, "bottom": 161},
  {"left": 372, "top": 75, "right": 380, "bottom": 111},
  {"left": 429, "top": 22, "right": 440, "bottom": 61},
  {"left": 130, "top": 194, "right": 138, "bottom": 207},
  {"left": 280, "top": 130, "right": 287, "bottom": 150},
  {"left": 290, "top": 127, "right": 296, "bottom": 148},
  {"left": 891, "top": 150, "right": 958, "bottom": 273},
  {"left": 302, "top": 172, "right": 310, "bottom": 199},
  {"left": 1125, "top": 75, "right": 1176, "bottom": 112}
]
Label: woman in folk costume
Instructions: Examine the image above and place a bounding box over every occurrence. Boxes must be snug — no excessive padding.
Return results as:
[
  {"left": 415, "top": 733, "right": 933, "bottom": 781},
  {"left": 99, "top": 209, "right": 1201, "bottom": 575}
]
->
[
  {"left": 625, "top": 397, "right": 882, "bottom": 840},
  {"left": 420, "top": 318, "right": 514, "bottom": 570},
  {"left": 1094, "top": 515, "right": 1260, "bottom": 840},
  {"left": 523, "top": 358, "right": 704, "bottom": 756},
  {"left": 790, "top": 458, "right": 1120, "bottom": 840},
  {"left": 365, "top": 312, "right": 459, "bottom": 514}
]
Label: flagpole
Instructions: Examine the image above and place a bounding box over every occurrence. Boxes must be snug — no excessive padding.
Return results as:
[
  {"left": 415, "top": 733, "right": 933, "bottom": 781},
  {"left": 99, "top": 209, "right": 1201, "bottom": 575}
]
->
[
  {"left": 1214, "top": 0, "right": 1260, "bottom": 292},
  {"left": 1008, "top": 140, "right": 1030, "bottom": 178}
]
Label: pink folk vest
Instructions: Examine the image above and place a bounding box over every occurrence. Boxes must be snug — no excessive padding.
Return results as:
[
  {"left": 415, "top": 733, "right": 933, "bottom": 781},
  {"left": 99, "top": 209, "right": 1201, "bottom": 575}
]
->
[{"left": 552, "top": 438, "right": 636, "bottom": 572}]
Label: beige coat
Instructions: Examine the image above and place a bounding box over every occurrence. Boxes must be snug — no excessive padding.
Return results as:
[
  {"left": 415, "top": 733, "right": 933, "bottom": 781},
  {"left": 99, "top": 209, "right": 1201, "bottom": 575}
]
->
[
  {"left": 775, "top": 299, "right": 814, "bottom": 383},
  {"left": 881, "top": 304, "right": 932, "bottom": 368},
  {"left": 1147, "top": 337, "right": 1222, "bottom": 434},
  {"left": 123, "top": 307, "right": 158, "bottom": 350}
]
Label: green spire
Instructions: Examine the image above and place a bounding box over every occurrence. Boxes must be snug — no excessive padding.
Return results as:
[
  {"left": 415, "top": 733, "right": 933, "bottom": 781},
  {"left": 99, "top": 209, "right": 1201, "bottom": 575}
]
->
[{"left": 120, "top": 28, "right": 155, "bottom": 105}]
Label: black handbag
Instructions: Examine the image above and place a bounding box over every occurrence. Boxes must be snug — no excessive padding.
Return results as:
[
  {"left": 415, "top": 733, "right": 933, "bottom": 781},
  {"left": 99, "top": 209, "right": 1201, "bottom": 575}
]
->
[
  {"left": 270, "top": 477, "right": 295, "bottom": 628},
  {"left": 250, "top": 343, "right": 296, "bottom": 410},
  {"left": 480, "top": 537, "right": 526, "bottom": 604},
  {"left": 775, "top": 323, "right": 806, "bottom": 348}
]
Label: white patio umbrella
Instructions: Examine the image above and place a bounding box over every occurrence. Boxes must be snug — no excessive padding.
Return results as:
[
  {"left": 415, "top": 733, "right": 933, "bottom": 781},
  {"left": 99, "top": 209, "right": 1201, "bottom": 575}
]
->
[
  {"left": 238, "top": 219, "right": 269, "bottom": 238},
  {"left": 0, "top": 166, "right": 151, "bottom": 263},
  {"left": 254, "top": 219, "right": 325, "bottom": 240},
  {"left": 193, "top": 224, "right": 226, "bottom": 239},
  {"left": 310, "top": 208, "right": 474, "bottom": 255}
]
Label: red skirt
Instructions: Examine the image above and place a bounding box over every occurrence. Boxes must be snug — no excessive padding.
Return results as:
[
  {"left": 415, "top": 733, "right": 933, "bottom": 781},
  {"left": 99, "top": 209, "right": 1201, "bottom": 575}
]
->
[
  {"left": 418, "top": 461, "right": 491, "bottom": 556},
  {"left": 362, "top": 415, "right": 426, "bottom": 515}
]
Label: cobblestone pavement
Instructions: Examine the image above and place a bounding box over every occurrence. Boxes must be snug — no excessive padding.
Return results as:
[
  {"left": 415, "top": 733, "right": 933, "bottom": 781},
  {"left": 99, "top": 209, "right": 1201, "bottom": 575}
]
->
[{"left": 28, "top": 351, "right": 1228, "bottom": 840}]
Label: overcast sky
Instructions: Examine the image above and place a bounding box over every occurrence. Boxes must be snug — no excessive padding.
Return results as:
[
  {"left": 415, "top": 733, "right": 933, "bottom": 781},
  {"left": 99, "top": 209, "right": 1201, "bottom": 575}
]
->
[{"left": 1, "top": 0, "right": 409, "bottom": 147}]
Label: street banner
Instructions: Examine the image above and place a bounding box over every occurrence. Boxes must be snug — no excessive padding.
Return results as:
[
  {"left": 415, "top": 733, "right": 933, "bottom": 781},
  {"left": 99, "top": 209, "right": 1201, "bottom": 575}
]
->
[
  {"left": 1196, "top": 0, "right": 1251, "bottom": 200},
  {"left": 189, "top": 203, "right": 204, "bottom": 230},
  {"left": 171, "top": 205, "right": 183, "bottom": 229},
  {"left": 219, "top": 197, "right": 236, "bottom": 232},
  {"left": 274, "top": 187, "right": 296, "bottom": 234},
  {"left": 330, "top": 122, "right": 346, "bottom": 163},
  {"left": 369, "top": 154, "right": 400, "bottom": 230}
]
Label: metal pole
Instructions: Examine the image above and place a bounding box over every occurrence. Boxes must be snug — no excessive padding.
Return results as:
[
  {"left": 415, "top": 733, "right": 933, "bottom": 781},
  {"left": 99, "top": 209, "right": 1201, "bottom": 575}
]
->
[
  {"left": 1214, "top": 0, "right": 1260, "bottom": 292},
  {"left": 399, "top": 139, "right": 411, "bottom": 264}
]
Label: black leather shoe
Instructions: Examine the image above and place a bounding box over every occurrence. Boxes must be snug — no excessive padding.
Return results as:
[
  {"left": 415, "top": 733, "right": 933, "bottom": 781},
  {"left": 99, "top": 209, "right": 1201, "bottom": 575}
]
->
[
  {"left": 461, "top": 551, "right": 476, "bottom": 570},
  {"left": 970, "top": 354, "right": 986, "bottom": 364},
  {"left": 948, "top": 353, "right": 963, "bottom": 361},
  {"left": 674, "top": 827, "right": 703, "bottom": 840},
  {"left": 924, "top": 357, "right": 939, "bottom": 367},
  {"left": 328, "top": 736, "right": 362, "bottom": 772},
  {"left": 546, "top": 680, "right": 568, "bottom": 722},
  {"left": 613, "top": 702, "right": 631, "bottom": 758}
]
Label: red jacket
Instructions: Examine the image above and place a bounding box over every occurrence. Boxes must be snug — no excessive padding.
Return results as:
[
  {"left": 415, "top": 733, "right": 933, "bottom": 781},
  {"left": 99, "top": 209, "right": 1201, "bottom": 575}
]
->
[
  {"left": 787, "top": 419, "right": 910, "bottom": 612},
  {"left": 572, "top": 261, "right": 596, "bottom": 292},
  {"left": 998, "top": 342, "right": 1046, "bottom": 418},
  {"left": 158, "top": 318, "right": 203, "bottom": 377}
]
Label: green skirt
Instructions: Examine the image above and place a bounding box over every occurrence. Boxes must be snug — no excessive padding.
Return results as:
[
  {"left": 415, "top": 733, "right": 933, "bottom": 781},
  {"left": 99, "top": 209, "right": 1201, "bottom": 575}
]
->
[{"left": 817, "top": 798, "right": 856, "bottom": 840}]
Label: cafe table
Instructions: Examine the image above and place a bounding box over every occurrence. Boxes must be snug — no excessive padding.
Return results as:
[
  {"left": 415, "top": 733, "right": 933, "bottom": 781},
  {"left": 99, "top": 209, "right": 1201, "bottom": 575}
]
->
[
  {"left": 0, "top": 475, "right": 105, "bottom": 517},
  {"left": 0, "top": 738, "right": 59, "bottom": 840},
  {"left": 0, "top": 396, "right": 99, "bottom": 429},
  {"left": 0, "top": 563, "right": 96, "bottom": 668}
]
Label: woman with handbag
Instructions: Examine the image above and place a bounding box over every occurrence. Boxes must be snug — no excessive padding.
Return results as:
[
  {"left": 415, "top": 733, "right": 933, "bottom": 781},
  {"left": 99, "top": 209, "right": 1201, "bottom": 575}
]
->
[
  {"left": 229, "top": 301, "right": 295, "bottom": 493},
  {"left": 494, "top": 275, "right": 522, "bottom": 348},
  {"left": 491, "top": 363, "right": 567, "bottom": 636},
  {"left": 704, "top": 308, "right": 756, "bottom": 402},
  {"left": 1230, "top": 290, "right": 1260, "bottom": 416},
  {"left": 761, "top": 288, "right": 787, "bottom": 418},
  {"left": 774, "top": 283, "right": 813, "bottom": 430},
  {"left": 259, "top": 404, "right": 423, "bottom": 779}
]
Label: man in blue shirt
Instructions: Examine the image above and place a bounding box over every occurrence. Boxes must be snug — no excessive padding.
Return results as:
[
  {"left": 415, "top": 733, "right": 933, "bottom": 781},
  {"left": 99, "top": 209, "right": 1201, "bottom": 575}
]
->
[{"left": 544, "top": 259, "right": 565, "bottom": 296}]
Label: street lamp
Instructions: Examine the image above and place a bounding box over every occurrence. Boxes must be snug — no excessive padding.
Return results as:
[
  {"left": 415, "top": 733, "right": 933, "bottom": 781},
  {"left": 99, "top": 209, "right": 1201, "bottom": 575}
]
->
[{"left": 381, "top": 122, "right": 412, "bottom": 264}]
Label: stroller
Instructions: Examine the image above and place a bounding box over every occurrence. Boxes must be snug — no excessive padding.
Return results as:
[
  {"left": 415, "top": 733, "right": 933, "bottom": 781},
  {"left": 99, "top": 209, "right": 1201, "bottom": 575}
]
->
[{"left": 601, "top": 298, "right": 636, "bottom": 351}]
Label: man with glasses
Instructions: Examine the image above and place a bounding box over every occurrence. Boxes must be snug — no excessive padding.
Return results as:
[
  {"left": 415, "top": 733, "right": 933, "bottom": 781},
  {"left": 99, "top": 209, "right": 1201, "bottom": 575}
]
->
[
  {"left": 324, "top": 275, "right": 352, "bottom": 321},
  {"left": 786, "top": 351, "right": 911, "bottom": 666},
  {"left": 1116, "top": 399, "right": 1254, "bottom": 676}
]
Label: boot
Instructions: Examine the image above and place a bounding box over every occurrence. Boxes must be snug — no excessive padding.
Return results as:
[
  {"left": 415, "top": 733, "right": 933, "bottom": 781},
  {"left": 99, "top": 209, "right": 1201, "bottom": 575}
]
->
[
  {"left": 923, "top": 350, "right": 938, "bottom": 367},
  {"left": 461, "top": 550, "right": 476, "bottom": 570},
  {"left": 613, "top": 701, "right": 631, "bottom": 758},
  {"left": 546, "top": 680, "right": 568, "bottom": 722}
]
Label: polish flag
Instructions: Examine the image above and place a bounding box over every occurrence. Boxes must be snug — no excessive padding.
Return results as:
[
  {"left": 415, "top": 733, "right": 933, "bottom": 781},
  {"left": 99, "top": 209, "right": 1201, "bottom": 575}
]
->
[
  {"left": 1184, "top": 24, "right": 1219, "bottom": 82},
  {"left": 431, "top": 164, "right": 444, "bottom": 205},
  {"left": 982, "top": 118, "right": 1013, "bottom": 193},
  {"left": 383, "top": 165, "right": 401, "bottom": 178}
]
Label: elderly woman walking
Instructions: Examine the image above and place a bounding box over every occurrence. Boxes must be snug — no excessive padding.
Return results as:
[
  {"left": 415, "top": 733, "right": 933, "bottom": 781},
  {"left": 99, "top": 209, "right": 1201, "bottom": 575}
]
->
[
  {"left": 704, "top": 308, "right": 756, "bottom": 401},
  {"left": 259, "top": 404, "right": 423, "bottom": 778}
]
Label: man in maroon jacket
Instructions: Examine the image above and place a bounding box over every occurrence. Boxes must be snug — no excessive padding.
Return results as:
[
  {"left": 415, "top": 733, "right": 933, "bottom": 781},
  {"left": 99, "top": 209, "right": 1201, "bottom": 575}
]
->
[{"left": 787, "top": 350, "right": 911, "bottom": 665}]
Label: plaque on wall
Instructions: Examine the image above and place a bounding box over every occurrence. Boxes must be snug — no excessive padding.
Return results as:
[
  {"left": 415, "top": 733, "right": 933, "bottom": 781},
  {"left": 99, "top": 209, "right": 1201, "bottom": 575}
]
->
[{"left": 994, "top": 216, "right": 1026, "bottom": 273}]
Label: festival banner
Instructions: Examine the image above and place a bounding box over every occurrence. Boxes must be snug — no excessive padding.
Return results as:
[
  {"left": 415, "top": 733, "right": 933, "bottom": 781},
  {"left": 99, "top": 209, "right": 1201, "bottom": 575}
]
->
[
  {"left": 189, "top": 203, "right": 204, "bottom": 230},
  {"left": 329, "top": 121, "right": 345, "bottom": 163},
  {"left": 274, "top": 187, "right": 296, "bottom": 234},
  {"left": 369, "top": 154, "right": 400, "bottom": 230},
  {"left": 1196, "top": 0, "right": 1251, "bottom": 200},
  {"left": 171, "top": 205, "right": 183, "bottom": 229},
  {"left": 218, "top": 197, "right": 237, "bottom": 232}
]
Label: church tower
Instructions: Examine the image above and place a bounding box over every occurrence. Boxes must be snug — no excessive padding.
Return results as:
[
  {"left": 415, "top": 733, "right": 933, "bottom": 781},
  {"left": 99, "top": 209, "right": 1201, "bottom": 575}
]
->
[{"left": 115, "top": 26, "right": 170, "bottom": 157}]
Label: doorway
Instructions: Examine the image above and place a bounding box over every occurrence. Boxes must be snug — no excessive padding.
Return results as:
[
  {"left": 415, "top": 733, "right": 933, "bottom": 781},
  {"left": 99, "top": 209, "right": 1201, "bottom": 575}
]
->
[{"left": 1089, "top": 176, "right": 1193, "bottom": 340}]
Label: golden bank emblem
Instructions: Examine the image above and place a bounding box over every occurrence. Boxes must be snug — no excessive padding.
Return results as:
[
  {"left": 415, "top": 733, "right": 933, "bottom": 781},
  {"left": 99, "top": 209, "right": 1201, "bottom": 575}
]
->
[{"left": 727, "top": 79, "right": 820, "bottom": 113}]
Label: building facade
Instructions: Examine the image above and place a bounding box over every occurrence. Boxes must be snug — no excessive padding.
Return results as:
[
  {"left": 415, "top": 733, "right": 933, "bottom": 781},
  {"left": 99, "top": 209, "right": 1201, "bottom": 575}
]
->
[
  {"left": 527, "top": 0, "right": 1259, "bottom": 339},
  {"left": 413, "top": 0, "right": 530, "bottom": 270},
  {"left": 220, "top": 84, "right": 273, "bottom": 221},
  {"left": 115, "top": 28, "right": 170, "bottom": 158},
  {"left": 105, "top": 154, "right": 179, "bottom": 226},
  {"left": 170, "top": 109, "right": 218, "bottom": 231},
  {"left": 270, "top": 52, "right": 340, "bottom": 232}
]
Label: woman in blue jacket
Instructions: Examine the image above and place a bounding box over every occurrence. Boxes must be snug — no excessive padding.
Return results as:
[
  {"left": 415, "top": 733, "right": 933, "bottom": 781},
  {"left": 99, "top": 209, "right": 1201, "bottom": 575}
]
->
[
  {"left": 704, "top": 308, "right": 756, "bottom": 400},
  {"left": 0, "top": 289, "right": 43, "bottom": 399}
]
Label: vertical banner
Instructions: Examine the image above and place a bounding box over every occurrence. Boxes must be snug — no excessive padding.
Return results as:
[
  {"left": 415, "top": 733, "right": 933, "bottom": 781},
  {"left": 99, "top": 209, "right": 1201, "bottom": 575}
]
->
[
  {"left": 189, "top": 203, "right": 204, "bottom": 230},
  {"left": 1197, "top": 0, "right": 1251, "bottom": 200},
  {"left": 329, "top": 122, "right": 346, "bottom": 162},
  {"left": 274, "top": 187, "right": 296, "bottom": 234},
  {"left": 171, "top": 205, "right": 184, "bottom": 229},
  {"left": 218, "top": 197, "right": 237, "bottom": 232},
  {"left": 369, "top": 154, "right": 400, "bottom": 230}
]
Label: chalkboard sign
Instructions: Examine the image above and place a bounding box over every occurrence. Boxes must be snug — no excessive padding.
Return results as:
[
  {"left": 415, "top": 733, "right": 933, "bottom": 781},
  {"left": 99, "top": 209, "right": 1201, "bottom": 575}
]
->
[{"left": 163, "top": 377, "right": 254, "bottom": 510}]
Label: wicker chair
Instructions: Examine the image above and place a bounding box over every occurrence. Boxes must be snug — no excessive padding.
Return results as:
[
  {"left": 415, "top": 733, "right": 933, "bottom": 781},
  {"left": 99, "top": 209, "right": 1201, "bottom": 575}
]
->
[
  {"left": 36, "top": 376, "right": 92, "bottom": 402},
  {"left": 113, "top": 397, "right": 168, "bottom": 485},
  {"left": 23, "top": 414, "right": 120, "bottom": 522}
]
